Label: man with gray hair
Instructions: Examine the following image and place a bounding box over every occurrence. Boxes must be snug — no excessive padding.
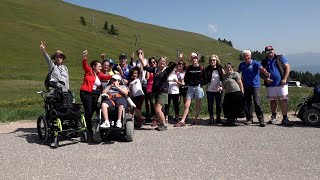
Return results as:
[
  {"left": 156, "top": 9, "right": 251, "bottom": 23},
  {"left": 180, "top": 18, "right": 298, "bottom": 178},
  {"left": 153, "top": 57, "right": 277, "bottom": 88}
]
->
[{"left": 238, "top": 50, "right": 270, "bottom": 127}]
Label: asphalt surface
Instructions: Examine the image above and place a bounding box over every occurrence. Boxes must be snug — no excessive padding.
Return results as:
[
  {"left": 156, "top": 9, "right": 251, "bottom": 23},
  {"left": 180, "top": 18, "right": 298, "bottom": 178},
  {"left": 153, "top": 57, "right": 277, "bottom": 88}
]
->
[{"left": 0, "top": 119, "right": 319, "bottom": 180}]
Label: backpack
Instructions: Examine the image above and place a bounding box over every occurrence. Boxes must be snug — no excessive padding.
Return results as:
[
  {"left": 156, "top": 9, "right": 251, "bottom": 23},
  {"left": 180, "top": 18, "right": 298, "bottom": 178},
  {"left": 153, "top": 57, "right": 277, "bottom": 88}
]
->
[
  {"left": 261, "top": 55, "right": 285, "bottom": 78},
  {"left": 44, "top": 66, "right": 55, "bottom": 90}
]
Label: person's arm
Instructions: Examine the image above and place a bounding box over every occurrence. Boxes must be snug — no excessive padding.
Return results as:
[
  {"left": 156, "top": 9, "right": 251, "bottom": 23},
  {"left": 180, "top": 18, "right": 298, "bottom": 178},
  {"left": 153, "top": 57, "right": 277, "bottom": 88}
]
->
[
  {"left": 236, "top": 72, "right": 244, "bottom": 93},
  {"left": 40, "top": 41, "right": 54, "bottom": 71},
  {"left": 97, "top": 72, "right": 112, "bottom": 81},
  {"left": 282, "top": 63, "right": 290, "bottom": 85},
  {"left": 82, "top": 50, "right": 91, "bottom": 73},
  {"left": 114, "top": 81, "right": 129, "bottom": 95},
  {"left": 102, "top": 85, "right": 111, "bottom": 94},
  {"left": 165, "top": 62, "right": 176, "bottom": 76},
  {"left": 201, "top": 67, "right": 208, "bottom": 85}
]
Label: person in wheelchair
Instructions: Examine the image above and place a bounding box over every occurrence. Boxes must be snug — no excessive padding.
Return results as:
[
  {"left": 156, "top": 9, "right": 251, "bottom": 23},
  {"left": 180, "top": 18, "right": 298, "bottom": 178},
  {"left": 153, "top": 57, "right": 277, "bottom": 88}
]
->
[
  {"left": 100, "top": 74, "right": 129, "bottom": 128},
  {"left": 40, "top": 41, "right": 69, "bottom": 93}
]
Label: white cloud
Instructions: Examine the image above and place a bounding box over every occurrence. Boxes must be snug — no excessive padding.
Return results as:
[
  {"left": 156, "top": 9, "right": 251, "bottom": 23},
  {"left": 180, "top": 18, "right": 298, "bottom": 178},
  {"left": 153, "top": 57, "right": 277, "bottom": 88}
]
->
[{"left": 208, "top": 24, "right": 218, "bottom": 36}]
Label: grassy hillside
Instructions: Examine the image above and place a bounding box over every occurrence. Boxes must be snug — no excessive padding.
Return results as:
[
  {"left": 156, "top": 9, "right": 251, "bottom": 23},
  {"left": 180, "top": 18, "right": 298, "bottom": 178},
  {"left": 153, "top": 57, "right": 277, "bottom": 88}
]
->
[{"left": 0, "top": 0, "right": 241, "bottom": 121}]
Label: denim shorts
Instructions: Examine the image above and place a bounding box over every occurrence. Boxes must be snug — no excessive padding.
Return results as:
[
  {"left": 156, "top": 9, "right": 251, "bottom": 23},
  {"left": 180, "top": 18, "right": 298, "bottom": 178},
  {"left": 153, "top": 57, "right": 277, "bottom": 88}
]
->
[{"left": 186, "top": 85, "right": 204, "bottom": 99}]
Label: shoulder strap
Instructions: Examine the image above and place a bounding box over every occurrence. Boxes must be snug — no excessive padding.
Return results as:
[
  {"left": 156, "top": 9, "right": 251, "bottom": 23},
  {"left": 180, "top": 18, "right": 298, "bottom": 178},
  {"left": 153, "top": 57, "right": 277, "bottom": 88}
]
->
[{"left": 276, "top": 55, "right": 284, "bottom": 78}]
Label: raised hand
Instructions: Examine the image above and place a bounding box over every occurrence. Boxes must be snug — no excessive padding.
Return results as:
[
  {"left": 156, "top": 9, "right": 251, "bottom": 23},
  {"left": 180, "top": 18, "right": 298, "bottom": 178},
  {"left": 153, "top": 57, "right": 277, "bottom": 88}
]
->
[
  {"left": 82, "top": 50, "right": 88, "bottom": 58},
  {"left": 40, "top": 41, "right": 46, "bottom": 51},
  {"left": 179, "top": 53, "right": 183, "bottom": 59},
  {"left": 138, "top": 52, "right": 144, "bottom": 61}
]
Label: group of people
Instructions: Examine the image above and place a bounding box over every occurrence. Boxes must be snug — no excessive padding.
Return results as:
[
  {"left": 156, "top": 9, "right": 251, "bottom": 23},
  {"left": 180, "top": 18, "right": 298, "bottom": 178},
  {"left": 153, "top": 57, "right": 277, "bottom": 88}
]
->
[{"left": 40, "top": 40, "right": 293, "bottom": 137}]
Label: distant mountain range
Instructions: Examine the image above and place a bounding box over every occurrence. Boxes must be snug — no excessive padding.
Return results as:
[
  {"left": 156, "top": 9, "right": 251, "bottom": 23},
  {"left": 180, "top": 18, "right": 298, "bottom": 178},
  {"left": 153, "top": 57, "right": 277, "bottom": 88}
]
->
[{"left": 286, "top": 52, "right": 320, "bottom": 74}]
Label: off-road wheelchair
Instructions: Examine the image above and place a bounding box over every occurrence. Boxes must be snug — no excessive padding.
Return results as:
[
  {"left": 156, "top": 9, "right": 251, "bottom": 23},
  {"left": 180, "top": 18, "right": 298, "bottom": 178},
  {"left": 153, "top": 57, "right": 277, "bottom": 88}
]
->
[
  {"left": 36, "top": 88, "right": 87, "bottom": 148},
  {"left": 296, "top": 85, "right": 320, "bottom": 126},
  {"left": 92, "top": 93, "right": 135, "bottom": 143}
]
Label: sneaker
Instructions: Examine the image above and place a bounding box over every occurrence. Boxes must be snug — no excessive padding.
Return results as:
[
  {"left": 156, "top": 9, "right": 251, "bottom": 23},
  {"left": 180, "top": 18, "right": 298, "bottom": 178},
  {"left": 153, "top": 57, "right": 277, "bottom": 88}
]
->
[
  {"left": 100, "top": 121, "right": 110, "bottom": 128},
  {"left": 116, "top": 120, "right": 122, "bottom": 128},
  {"left": 268, "top": 116, "right": 277, "bottom": 124},
  {"left": 216, "top": 116, "right": 221, "bottom": 124},
  {"left": 157, "top": 124, "right": 167, "bottom": 131},
  {"left": 259, "top": 119, "right": 266, "bottom": 127},
  {"left": 174, "top": 121, "right": 186, "bottom": 127},
  {"left": 281, "top": 117, "right": 293, "bottom": 126}
]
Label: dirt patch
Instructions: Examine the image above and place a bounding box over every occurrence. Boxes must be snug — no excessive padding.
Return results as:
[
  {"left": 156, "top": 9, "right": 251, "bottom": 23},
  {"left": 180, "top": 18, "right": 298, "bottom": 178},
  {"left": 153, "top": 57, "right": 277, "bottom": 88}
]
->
[{"left": 0, "top": 120, "right": 35, "bottom": 134}]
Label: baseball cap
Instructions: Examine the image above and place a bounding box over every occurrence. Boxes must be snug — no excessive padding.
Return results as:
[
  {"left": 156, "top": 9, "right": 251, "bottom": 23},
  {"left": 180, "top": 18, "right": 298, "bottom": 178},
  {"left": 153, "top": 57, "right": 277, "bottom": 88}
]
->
[
  {"left": 265, "top": 45, "right": 274, "bottom": 51},
  {"left": 119, "top": 53, "right": 127, "bottom": 59},
  {"left": 107, "top": 59, "right": 114, "bottom": 64}
]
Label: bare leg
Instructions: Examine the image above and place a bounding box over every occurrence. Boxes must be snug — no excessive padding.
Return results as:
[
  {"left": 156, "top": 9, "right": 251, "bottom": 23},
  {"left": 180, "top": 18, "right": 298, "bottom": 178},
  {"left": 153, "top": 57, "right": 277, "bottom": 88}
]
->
[
  {"left": 280, "top": 99, "right": 288, "bottom": 116},
  {"left": 180, "top": 98, "right": 191, "bottom": 123},
  {"left": 154, "top": 103, "right": 165, "bottom": 125},
  {"left": 101, "top": 103, "right": 109, "bottom": 123},
  {"left": 270, "top": 100, "right": 278, "bottom": 114},
  {"left": 195, "top": 99, "right": 201, "bottom": 121},
  {"left": 118, "top": 105, "right": 124, "bottom": 120}
]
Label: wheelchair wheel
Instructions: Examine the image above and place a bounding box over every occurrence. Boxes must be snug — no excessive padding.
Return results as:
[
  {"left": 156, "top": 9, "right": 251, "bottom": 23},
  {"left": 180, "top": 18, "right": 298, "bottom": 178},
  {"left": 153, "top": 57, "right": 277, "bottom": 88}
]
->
[
  {"left": 37, "top": 115, "right": 49, "bottom": 143},
  {"left": 53, "top": 136, "right": 59, "bottom": 148},
  {"left": 125, "top": 121, "right": 134, "bottom": 142},
  {"left": 303, "top": 108, "right": 320, "bottom": 126},
  {"left": 92, "top": 122, "right": 102, "bottom": 143},
  {"left": 80, "top": 132, "right": 88, "bottom": 142}
]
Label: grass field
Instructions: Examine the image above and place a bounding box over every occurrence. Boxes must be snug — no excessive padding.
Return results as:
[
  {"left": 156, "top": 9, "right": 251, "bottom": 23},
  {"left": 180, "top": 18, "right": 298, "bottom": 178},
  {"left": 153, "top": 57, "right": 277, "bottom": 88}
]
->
[{"left": 0, "top": 0, "right": 308, "bottom": 122}]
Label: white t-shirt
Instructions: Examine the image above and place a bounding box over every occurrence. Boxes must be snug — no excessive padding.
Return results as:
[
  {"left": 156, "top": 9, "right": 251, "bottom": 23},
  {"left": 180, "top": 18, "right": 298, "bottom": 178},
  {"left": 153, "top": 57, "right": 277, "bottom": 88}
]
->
[
  {"left": 168, "top": 71, "right": 180, "bottom": 94},
  {"left": 129, "top": 78, "right": 144, "bottom": 97},
  {"left": 207, "top": 70, "right": 221, "bottom": 92},
  {"left": 132, "top": 59, "right": 148, "bottom": 85},
  {"left": 176, "top": 71, "right": 186, "bottom": 86},
  {"left": 93, "top": 75, "right": 101, "bottom": 90}
]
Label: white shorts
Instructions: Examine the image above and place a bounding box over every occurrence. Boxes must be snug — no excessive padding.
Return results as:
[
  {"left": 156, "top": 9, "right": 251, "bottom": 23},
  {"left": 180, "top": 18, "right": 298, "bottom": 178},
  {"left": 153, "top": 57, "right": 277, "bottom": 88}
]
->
[{"left": 266, "top": 85, "right": 288, "bottom": 100}]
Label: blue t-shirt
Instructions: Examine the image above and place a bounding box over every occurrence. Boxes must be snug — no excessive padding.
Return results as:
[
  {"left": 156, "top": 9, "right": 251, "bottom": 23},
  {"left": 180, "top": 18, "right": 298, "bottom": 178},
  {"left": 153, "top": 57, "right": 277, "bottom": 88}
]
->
[
  {"left": 113, "top": 64, "right": 132, "bottom": 80},
  {"left": 264, "top": 56, "right": 288, "bottom": 87},
  {"left": 238, "top": 60, "right": 261, "bottom": 88}
]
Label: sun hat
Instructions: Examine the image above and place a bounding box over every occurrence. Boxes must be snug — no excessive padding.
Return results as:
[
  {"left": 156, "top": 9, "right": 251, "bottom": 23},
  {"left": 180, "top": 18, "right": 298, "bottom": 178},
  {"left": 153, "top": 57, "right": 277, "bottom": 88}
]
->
[
  {"left": 111, "top": 74, "right": 122, "bottom": 81},
  {"left": 51, "top": 50, "right": 66, "bottom": 60}
]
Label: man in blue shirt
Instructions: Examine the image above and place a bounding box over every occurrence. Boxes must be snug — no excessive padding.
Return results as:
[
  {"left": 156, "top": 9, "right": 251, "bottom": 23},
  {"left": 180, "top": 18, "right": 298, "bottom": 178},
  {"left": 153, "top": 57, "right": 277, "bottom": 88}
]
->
[
  {"left": 238, "top": 50, "right": 269, "bottom": 127},
  {"left": 262, "top": 46, "right": 293, "bottom": 126}
]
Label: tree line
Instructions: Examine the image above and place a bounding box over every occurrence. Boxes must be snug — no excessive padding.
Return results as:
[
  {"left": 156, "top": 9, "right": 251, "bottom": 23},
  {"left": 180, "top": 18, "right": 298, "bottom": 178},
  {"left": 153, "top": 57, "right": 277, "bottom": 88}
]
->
[{"left": 80, "top": 16, "right": 119, "bottom": 35}]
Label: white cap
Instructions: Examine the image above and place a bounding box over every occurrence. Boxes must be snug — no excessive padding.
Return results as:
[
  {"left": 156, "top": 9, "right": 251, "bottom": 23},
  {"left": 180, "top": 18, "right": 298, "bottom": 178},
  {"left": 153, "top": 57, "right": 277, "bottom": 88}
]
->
[{"left": 111, "top": 74, "right": 122, "bottom": 81}]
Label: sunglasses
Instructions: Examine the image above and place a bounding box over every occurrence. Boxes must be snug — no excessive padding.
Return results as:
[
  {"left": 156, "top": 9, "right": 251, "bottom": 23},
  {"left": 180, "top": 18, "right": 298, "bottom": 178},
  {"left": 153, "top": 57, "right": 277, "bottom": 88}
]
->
[
  {"left": 56, "top": 55, "right": 63, "bottom": 59},
  {"left": 150, "top": 61, "right": 156, "bottom": 64},
  {"left": 138, "top": 52, "right": 143, "bottom": 55},
  {"left": 178, "top": 63, "right": 184, "bottom": 65},
  {"left": 209, "top": 59, "right": 216, "bottom": 62},
  {"left": 266, "top": 50, "right": 273, "bottom": 53}
]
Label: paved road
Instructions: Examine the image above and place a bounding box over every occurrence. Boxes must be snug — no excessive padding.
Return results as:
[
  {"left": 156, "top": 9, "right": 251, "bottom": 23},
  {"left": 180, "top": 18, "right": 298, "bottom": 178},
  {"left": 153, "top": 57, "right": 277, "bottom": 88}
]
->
[{"left": 0, "top": 119, "right": 319, "bottom": 180}]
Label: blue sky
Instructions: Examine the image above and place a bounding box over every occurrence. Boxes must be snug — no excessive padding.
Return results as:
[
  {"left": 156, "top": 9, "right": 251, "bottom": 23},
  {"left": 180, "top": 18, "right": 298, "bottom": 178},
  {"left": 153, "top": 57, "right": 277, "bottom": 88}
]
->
[{"left": 64, "top": 0, "right": 320, "bottom": 55}]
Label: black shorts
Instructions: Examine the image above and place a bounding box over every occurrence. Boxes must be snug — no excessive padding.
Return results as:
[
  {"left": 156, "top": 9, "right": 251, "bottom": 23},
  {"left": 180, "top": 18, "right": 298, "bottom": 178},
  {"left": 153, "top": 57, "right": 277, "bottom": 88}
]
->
[{"left": 104, "top": 97, "right": 128, "bottom": 108}]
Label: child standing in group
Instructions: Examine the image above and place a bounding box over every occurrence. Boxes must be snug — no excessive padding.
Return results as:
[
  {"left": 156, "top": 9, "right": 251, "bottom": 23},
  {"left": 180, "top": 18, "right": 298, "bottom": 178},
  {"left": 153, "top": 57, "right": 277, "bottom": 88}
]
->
[{"left": 128, "top": 66, "right": 145, "bottom": 128}]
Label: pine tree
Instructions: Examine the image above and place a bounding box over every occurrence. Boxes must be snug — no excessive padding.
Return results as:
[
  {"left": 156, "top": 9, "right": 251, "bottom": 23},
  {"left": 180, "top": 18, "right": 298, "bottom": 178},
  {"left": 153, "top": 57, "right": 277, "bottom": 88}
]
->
[
  {"left": 103, "top": 21, "right": 109, "bottom": 31},
  {"left": 108, "top": 24, "right": 119, "bottom": 35},
  {"left": 80, "top": 16, "right": 86, "bottom": 26}
]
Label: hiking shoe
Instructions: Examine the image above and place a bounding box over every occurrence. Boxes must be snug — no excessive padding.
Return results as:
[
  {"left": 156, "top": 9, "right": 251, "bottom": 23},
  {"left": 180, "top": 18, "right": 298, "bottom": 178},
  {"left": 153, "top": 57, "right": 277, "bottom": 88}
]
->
[
  {"left": 174, "top": 121, "right": 186, "bottom": 127},
  {"left": 268, "top": 116, "right": 277, "bottom": 124},
  {"left": 111, "top": 121, "right": 114, "bottom": 127},
  {"left": 100, "top": 121, "right": 110, "bottom": 128},
  {"left": 191, "top": 121, "right": 200, "bottom": 126},
  {"left": 281, "top": 118, "right": 293, "bottom": 126},
  {"left": 216, "top": 116, "right": 221, "bottom": 124},
  {"left": 208, "top": 116, "right": 214, "bottom": 125},
  {"left": 116, "top": 120, "right": 122, "bottom": 128},
  {"left": 157, "top": 124, "right": 167, "bottom": 131},
  {"left": 259, "top": 119, "right": 266, "bottom": 127}
]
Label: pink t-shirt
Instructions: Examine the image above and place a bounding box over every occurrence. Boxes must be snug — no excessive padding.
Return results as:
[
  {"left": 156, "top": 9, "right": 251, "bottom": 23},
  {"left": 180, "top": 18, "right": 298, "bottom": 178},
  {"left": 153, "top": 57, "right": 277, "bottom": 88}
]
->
[{"left": 146, "top": 72, "right": 154, "bottom": 93}]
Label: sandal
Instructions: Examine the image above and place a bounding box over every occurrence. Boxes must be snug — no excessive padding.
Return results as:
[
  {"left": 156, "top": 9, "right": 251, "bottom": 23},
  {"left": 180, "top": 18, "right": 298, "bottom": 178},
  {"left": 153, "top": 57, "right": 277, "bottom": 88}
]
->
[{"left": 174, "top": 121, "right": 186, "bottom": 127}]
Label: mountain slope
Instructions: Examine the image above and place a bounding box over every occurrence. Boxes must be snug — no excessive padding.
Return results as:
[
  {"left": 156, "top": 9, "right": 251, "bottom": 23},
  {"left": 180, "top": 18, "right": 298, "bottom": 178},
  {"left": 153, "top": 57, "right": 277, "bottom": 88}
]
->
[{"left": 0, "top": 0, "right": 240, "bottom": 98}]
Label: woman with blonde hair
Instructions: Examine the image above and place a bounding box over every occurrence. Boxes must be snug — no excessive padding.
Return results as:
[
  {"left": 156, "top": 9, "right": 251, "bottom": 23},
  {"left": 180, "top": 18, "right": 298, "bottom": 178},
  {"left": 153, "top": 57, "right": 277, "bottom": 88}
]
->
[{"left": 205, "top": 55, "right": 224, "bottom": 124}]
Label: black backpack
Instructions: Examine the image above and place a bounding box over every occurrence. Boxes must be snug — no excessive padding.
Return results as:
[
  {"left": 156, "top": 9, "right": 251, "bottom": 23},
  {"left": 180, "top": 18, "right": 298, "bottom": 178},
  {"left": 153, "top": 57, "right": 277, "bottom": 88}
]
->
[
  {"left": 44, "top": 66, "right": 55, "bottom": 90},
  {"left": 261, "top": 55, "right": 285, "bottom": 78}
]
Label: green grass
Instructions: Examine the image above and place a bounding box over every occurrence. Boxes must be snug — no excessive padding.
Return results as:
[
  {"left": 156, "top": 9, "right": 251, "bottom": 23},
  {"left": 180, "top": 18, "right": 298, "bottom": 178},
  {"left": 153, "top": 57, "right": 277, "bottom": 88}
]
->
[{"left": 0, "top": 0, "right": 307, "bottom": 122}]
